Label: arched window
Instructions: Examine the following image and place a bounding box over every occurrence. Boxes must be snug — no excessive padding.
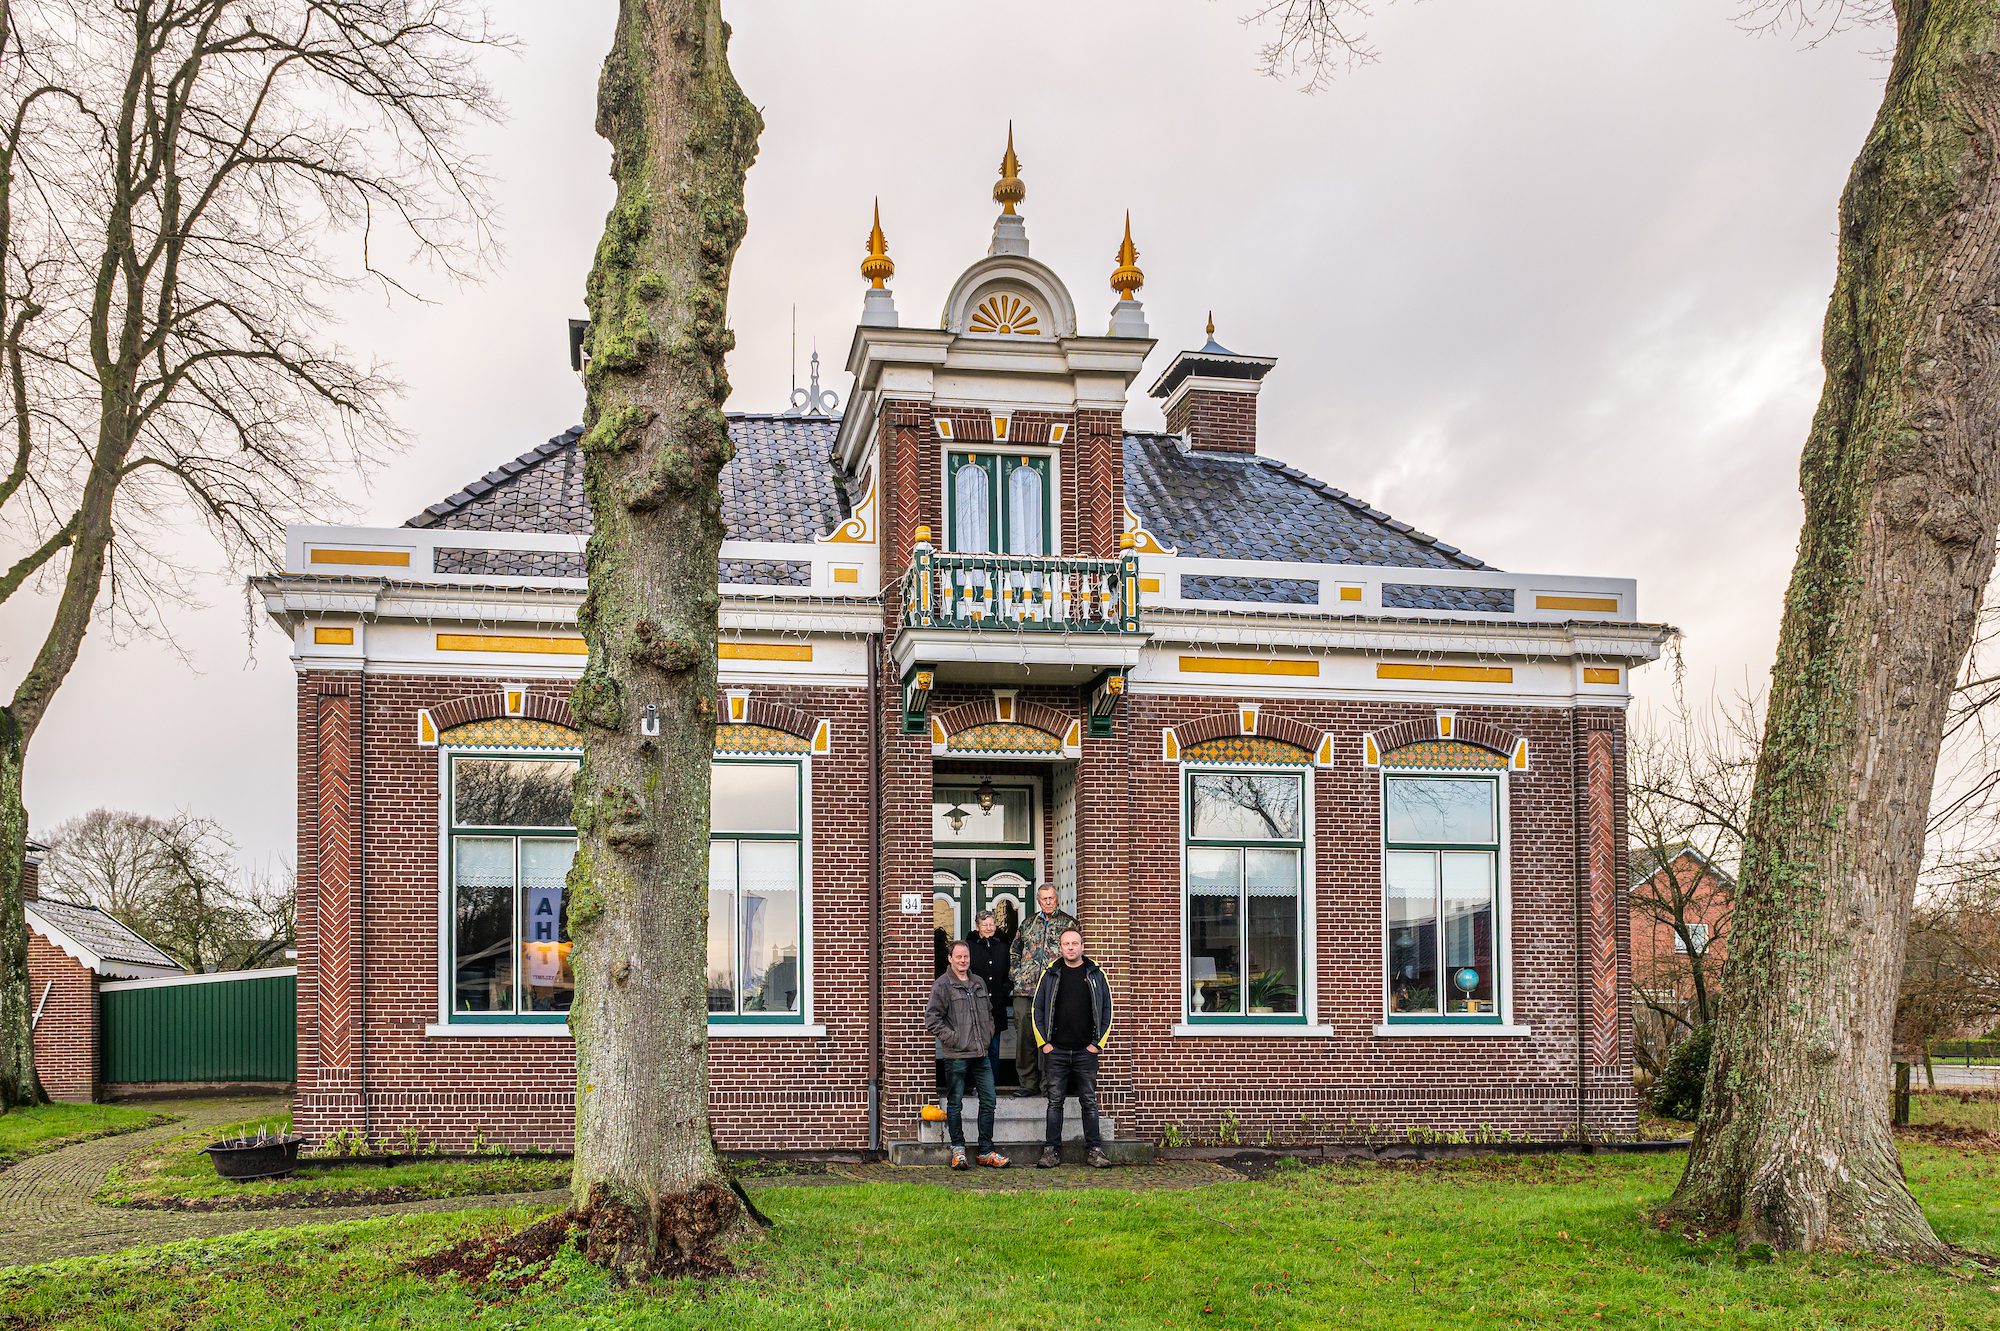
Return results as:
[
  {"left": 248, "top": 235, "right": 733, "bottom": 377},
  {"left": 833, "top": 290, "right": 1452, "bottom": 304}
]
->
[{"left": 1005, "top": 460, "right": 1045, "bottom": 556}]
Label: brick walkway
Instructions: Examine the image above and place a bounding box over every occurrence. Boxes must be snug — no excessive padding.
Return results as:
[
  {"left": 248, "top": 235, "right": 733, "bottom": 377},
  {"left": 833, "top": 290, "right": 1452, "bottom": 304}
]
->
[
  {"left": 0, "top": 1098, "right": 1226, "bottom": 1268},
  {"left": 0, "top": 1097, "right": 567, "bottom": 1269}
]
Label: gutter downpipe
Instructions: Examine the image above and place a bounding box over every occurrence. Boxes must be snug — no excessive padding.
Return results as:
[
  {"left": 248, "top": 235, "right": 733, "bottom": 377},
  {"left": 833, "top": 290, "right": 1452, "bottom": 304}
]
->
[{"left": 865, "top": 631, "right": 883, "bottom": 1156}]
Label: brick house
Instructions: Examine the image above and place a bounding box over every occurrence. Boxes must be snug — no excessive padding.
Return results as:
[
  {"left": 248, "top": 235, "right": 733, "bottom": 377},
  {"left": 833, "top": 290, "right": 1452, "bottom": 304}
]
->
[
  {"left": 21, "top": 841, "right": 183, "bottom": 1102},
  {"left": 255, "top": 153, "right": 1670, "bottom": 1155},
  {"left": 1628, "top": 845, "right": 1732, "bottom": 1067}
]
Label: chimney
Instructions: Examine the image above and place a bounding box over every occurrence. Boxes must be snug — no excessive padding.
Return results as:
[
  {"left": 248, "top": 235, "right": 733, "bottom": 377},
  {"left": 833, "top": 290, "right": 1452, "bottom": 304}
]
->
[
  {"left": 22, "top": 839, "right": 43, "bottom": 902},
  {"left": 1147, "top": 315, "right": 1276, "bottom": 455}
]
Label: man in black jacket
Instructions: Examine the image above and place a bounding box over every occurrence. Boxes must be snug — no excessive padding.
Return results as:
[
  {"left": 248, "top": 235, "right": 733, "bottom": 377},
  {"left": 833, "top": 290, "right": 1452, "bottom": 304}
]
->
[
  {"left": 1030, "top": 926, "right": 1114, "bottom": 1168},
  {"left": 964, "top": 909, "right": 1012, "bottom": 1086}
]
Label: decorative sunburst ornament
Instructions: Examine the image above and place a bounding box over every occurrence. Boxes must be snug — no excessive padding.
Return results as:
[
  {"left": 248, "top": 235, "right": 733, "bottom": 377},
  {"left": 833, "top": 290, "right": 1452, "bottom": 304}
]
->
[{"left": 970, "top": 293, "right": 1038, "bottom": 336}]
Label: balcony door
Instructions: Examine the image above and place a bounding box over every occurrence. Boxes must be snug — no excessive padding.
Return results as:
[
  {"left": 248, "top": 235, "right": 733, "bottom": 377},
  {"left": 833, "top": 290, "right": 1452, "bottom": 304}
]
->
[{"left": 947, "top": 452, "right": 1051, "bottom": 556}]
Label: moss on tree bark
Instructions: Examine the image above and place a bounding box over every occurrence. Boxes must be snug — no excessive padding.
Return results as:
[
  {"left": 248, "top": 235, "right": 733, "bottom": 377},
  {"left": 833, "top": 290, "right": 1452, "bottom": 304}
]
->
[
  {"left": 1663, "top": 0, "right": 2000, "bottom": 1260},
  {"left": 565, "top": 0, "right": 762, "bottom": 1280}
]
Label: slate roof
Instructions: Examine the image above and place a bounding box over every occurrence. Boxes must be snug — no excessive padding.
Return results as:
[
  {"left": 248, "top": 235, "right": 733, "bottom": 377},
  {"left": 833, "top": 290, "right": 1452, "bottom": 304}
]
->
[
  {"left": 26, "top": 898, "right": 180, "bottom": 976},
  {"left": 406, "top": 415, "right": 1497, "bottom": 608},
  {"left": 407, "top": 415, "right": 848, "bottom": 544}
]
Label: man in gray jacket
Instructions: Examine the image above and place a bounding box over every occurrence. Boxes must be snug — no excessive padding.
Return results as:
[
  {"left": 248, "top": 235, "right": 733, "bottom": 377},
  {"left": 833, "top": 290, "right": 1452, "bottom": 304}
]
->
[{"left": 925, "top": 938, "right": 1009, "bottom": 1169}]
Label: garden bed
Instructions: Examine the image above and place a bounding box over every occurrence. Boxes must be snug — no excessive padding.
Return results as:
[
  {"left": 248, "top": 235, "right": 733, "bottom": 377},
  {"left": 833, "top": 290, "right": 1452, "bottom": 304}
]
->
[{"left": 96, "top": 1117, "right": 570, "bottom": 1211}]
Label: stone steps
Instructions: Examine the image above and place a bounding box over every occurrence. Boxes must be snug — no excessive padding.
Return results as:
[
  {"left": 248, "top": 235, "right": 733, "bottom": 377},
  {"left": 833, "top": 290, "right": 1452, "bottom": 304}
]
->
[
  {"left": 885, "top": 1138, "right": 1155, "bottom": 1167},
  {"left": 916, "top": 1095, "right": 1114, "bottom": 1144}
]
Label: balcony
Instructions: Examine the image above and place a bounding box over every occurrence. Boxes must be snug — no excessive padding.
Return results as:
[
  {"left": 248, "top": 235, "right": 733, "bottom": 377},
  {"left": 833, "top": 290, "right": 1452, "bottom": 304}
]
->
[{"left": 900, "top": 533, "right": 1139, "bottom": 634}]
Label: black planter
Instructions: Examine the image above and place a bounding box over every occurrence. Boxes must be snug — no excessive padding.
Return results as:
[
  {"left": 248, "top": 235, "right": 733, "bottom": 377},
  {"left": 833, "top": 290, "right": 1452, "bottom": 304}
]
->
[{"left": 204, "top": 1135, "right": 303, "bottom": 1181}]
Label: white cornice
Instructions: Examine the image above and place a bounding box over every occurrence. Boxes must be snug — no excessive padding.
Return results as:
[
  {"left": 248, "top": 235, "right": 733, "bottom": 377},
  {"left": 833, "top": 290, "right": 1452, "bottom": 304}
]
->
[{"left": 1143, "top": 609, "right": 1670, "bottom": 663}]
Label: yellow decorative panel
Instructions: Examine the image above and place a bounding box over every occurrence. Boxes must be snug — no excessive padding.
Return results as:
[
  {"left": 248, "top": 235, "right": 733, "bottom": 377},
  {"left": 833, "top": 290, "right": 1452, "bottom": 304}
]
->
[
  {"left": 1376, "top": 663, "right": 1512, "bottom": 684},
  {"left": 1536, "top": 594, "right": 1620, "bottom": 614},
  {"left": 1338, "top": 585, "right": 1363, "bottom": 602},
  {"left": 1438, "top": 713, "right": 1454, "bottom": 737},
  {"left": 719, "top": 642, "right": 813, "bottom": 662},
  {"left": 934, "top": 418, "right": 955, "bottom": 440},
  {"left": 1239, "top": 708, "right": 1258, "bottom": 734},
  {"left": 1180, "top": 656, "right": 1320, "bottom": 678},
  {"left": 504, "top": 689, "right": 525, "bottom": 716},
  {"left": 312, "top": 626, "right": 354, "bottom": 645},
  {"left": 1182, "top": 736, "right": 1310, "bottom": 765},
  {"left": 1363, "top": 733, "right": 1381, "bottom": 766},
  {"left": 832, "top": 566, "right": 860, "bottom": 584},
  {"left": 947, "top": 722, "right": 1062, "bottom": 755},
  {"left": 811, "top": 719, "right": 832, "bottom": 756},
  {"left": 1161, "top": 729, "right": 1181, "bottom": 761},
  {"left": 417, "top": 710, "right": 437, "bottom": 746},
  {"left": 996, "top": 694, "right": 1016, "bottom": 721},
  {"left": 1381, "top": 739, "right": 1506, "bottom": 770},
  {"left": 440, "top": 717, "right": 580, "bottom": 750},
  {"left": 970, "top": 294, "right": 1038, "bottom": 335},
  {"left": 1050, "top": 424, "right": 1068, "bottom": 444},
  {"left": 1138, "top": 576, "right": 1161, "bottom": 593},
  {"left": 726, "top": 692, "right": 748, "bottom": 721},
  {"left": 309, "top": 547, "right": 409, "bottom": 567},
  {"left": 437, "top": 633, "right": 587, "bottom": 656},
  {"left": 715, "top": 723, "right": 811, "bottom": 754},
  {"left": 1583, "top": 667, "right": 1621, "bottom": 685}
]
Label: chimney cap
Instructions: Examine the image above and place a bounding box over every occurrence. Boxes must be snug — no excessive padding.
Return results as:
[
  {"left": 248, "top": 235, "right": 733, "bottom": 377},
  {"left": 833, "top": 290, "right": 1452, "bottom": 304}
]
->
[{"left": 1147, "top": 343, "right": 1277, "bottom": 401}]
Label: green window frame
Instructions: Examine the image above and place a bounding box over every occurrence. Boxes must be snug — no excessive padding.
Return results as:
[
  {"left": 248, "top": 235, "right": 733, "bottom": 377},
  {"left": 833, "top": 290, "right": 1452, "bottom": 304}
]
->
[
  {"left": 946, "top": 450, "right": 1052, "bottom": 556},
  {"left": 708, "top": 757, "right": 807, "bottom": 1025},
  {"left": 1182, "top": 766, "right": 1308, "bottom": 1024},
  {"left": 1383, "top": 771, "right": 1503, "bottom": 1024},
  {"left": 445, "top": 750, "right": 580, "bottom": 1025}
]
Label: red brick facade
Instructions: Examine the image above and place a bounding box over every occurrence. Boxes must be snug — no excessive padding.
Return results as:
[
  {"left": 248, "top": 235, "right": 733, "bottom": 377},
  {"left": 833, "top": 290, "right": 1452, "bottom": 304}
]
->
[
  {"left": 26, "top": 934, "right": 97, "bottom": 1103},
  {"left": 1166, "top": 387, "right": 1259, "bottom": 455}
]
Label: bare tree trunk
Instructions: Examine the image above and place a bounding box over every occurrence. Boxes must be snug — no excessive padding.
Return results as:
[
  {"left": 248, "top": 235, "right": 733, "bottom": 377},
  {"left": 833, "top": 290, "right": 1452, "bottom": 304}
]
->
[
  {"left": 566, "top": 0, "right": 761, "bottom": 1280},
  {"left": 1664, "top": 1, "right": 2000, "bottom": 1259},
  {"left": 0, "top": 713, "right": 43, "bottom": 1108}
]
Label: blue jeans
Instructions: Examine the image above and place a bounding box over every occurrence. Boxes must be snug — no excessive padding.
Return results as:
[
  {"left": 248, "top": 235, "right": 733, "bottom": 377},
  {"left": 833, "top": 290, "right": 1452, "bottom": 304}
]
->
[
  {"left": 986, "top": 1030, "right": 1004, "bottom": 1088},
  {"left": 943, "top": 1055, "right": 997, "bottom": 1154},
  {"left": 1044, "top": 1047, "right": 1101, "bottom": 1151}
]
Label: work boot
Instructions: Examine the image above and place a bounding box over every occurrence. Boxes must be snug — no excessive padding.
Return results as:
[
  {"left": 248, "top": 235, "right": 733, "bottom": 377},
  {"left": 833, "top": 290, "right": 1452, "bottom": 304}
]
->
[
  {"left": 1036, "top": 1146, "right": 1061, "bottom": 1169},
  {"left": 1086, "top": 1147, "right": 1112, "bottom": 1169},
  {"left": 1009, "top": 1086, "right": 1039, "bottom": 1098}
]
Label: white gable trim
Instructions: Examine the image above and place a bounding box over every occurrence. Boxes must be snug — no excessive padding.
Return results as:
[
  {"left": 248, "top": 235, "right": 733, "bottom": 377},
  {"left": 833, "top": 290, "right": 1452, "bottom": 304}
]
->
[{"left": 25, "top": 903, "right": 181, "bottom": 980}]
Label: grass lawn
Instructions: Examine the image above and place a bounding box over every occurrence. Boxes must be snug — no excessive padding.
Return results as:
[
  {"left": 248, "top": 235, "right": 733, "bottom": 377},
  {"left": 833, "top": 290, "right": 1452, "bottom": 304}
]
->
[
  {"left": 96, "top": 1116, "right": 570, "bottom": 1210},
  {"left": 0, "top": 1102, "right": 166, "bottom": 1168},
  {"left": 8, "top": 1144, "right": 1998, "bottom": 1329}
]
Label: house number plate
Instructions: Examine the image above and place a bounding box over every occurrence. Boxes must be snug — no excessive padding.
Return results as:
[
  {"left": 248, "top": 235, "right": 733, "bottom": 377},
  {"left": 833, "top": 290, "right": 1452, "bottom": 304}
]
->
[{"left": 900, "top": 892, "right": 925, "bottom": 916}]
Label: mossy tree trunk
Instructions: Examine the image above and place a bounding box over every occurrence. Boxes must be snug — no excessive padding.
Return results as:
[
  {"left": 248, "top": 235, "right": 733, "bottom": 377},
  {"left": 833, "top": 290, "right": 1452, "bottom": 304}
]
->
[
  {"left": 1664, "top": 1, "right": 2000, "bottom": 1259},
  {"left": 566, "top": 0, "right": 761, "bottom": 1279}
]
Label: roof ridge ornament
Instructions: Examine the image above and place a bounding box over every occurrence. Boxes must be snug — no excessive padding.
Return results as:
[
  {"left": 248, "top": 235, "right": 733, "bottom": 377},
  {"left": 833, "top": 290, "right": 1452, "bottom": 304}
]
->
[
  {"left": 859, "top": 197, "right": 899, "bottom": 328},
  {"left": 989, "top": 122, "right": 1030, "bottom": 257},
  {"left": 1107, "top": 211, "right": 1150, "bottom": 338}
]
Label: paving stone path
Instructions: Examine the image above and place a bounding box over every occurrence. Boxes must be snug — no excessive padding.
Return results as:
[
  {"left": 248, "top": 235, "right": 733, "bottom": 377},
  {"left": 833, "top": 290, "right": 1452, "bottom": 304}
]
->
[
  {"left": 0, "top": 1098, "right": 1231, "bottom": 1269},
  {"left": 0, "top": 1097, "right": 566, "bottom": 1270}
]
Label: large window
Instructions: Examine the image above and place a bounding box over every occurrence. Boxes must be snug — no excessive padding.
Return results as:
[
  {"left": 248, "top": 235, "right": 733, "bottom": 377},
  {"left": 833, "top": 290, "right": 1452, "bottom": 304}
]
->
[
  {"left": 708, "top": 760, "right": 804, "bottom": 1021},
  {"left": 448, "top": 755, "right": 579, "bottom": 1019},
  {"left": 1184, "top": 769, "right": 1305, "bottom": 1021},
  {"left": 1384, "top": 774, "right": 1501, "bottom": 1022}
]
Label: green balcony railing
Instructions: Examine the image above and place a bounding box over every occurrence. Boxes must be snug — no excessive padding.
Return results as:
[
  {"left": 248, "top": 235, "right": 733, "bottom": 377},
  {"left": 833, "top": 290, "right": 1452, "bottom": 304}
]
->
[{"left": 902, "top": 530, "right": 1140, "bottom": 632}]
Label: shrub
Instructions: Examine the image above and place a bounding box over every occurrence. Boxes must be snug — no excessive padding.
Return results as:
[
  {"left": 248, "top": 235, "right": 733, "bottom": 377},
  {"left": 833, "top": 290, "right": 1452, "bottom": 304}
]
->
[{"left": 1650, "top": 1023, "right": 1713, "bottom": 1121}]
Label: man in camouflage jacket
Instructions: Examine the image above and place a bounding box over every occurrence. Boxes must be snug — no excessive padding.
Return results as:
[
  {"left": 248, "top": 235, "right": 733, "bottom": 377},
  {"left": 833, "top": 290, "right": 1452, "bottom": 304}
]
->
[{"left": 1008, "top": 883, "right": 1077, "bottom": 1096}]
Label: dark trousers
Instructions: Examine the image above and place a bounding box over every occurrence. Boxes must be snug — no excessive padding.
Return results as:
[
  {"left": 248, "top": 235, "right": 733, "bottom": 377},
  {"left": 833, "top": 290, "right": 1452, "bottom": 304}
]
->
[
  {"left": 1044, "top": 1047, "right": 1101, "bottom": 1151},
  {"left": 1013, "top": 996, "right": 1043, "bottom": 1092},
  {"left": 943, "top": 1055, "right": 997, "bottom": 1153}
]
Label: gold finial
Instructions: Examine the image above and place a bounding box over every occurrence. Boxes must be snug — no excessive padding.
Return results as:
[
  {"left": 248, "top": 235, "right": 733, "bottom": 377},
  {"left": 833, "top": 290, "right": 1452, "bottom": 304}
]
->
[
  {"left": 1206, "top": 310, "right": 1216, "bottom": 337},
  {"left": 993, "top": 122, "right": 1025, "bottom": 215},
  {"left": 861, "top": 198, "right": 894, "bottom": 290},
  {"left": 1110, "top": 211, "right": 1144, "bottom": 303}
]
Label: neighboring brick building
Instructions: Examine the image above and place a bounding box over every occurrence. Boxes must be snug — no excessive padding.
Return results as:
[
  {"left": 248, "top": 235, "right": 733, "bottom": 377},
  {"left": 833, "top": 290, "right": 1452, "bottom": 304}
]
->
[
  {"left": 1628, "top": 844, "right": 1732, "bottom": 1067},
  {"left": 254, "top": 144, "right": 1671, "bottom": 1156},
  {"left": 21, "top": 842, "right": 183, "bottom": 1102}
]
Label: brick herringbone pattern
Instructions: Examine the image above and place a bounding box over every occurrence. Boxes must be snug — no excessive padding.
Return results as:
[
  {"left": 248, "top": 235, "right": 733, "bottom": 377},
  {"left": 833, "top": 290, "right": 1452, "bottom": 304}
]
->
[
  {"left": 316, "top": 693, "right": 354, "bottom": 1079},
  {"left": 1585, "top": 729, "right": 1619, "bottom": 1069}
]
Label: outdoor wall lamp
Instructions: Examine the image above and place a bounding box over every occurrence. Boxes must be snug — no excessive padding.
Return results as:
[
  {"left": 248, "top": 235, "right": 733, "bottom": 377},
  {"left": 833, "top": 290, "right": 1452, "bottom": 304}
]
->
[
  {"left": 976, "top": 777, "right": 996, "bottom": 813},
  {"left": 944, "top": 804, "right": 970, "bottom": 834}
]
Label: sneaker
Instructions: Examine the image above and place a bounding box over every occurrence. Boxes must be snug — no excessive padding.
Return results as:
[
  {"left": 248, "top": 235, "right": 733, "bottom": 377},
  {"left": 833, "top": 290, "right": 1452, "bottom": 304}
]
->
[
  {"left": 1086, "top": 1147, "right": 1112, "bottom": 1169},
  {"left": 1036, "top": 1147, "right": 1061, "bottom": 1169},
  {"left": 977, "top": 1151, "right": 1011, "bottom": 1169},
  {"left": 950, "top": 1147, "right": 969, "bottom": 1170}
]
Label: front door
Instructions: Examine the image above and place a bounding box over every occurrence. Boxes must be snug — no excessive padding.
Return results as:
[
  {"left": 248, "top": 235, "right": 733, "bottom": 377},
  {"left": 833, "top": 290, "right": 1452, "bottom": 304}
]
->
[{"left": 931, "top": 856, "right": 1035, "bottom": 961}]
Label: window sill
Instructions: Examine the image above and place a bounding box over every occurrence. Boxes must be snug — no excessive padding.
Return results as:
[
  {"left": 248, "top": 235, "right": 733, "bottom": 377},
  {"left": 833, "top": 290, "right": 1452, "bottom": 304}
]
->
[
  {"left": 424, "top": 1022, "right": 828, "bottom": 1039},
  {"left": 1372, "top": 1022, "right": 1532, "bottom": 1038},
  {"left": 1172, "top": 1023, "right": 1337, "bottom": 1038}
]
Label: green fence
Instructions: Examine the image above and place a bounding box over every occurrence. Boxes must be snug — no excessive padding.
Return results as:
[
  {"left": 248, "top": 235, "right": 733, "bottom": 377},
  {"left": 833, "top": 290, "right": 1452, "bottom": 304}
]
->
[
  {"left": 1929, "top": 1039, "right": 2000, "bottom": 1064},
  {"left": 98, "top": 968, "right": 296, "bottom": 1084}
]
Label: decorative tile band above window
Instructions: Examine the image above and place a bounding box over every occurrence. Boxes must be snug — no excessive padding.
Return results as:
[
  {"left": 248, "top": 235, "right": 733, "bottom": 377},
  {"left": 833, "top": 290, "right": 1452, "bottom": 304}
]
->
[
  {"left": 1380, "top": 739, "right": 1506, "bottom": 770},
  {"left": 715, "top": 723, "right": 813, "bottom": 754},
  {"left": 1181, "top": 736, "right": 1311, "bottom": 765},
  {"left": 440, "top": 718, "right": 581, "bottom": 751},
  {"left": 946, "top": 721, "right": 1064, "bottom": 755}
]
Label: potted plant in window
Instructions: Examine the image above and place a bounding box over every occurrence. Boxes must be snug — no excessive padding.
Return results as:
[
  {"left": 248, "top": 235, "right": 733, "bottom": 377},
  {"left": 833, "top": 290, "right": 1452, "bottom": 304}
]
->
[
  {"left": 204, "top": 1123, "right": 303, "bottom": 1181},
  {"left": 1246, "top": 969, "right": 1296, "bottom": 1015}
]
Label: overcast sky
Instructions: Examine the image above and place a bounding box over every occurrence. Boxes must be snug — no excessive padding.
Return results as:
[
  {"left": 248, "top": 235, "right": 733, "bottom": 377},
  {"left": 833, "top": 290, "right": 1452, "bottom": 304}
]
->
[{"left": 0, "top": 1, "right": 1884, "bottom": 871}]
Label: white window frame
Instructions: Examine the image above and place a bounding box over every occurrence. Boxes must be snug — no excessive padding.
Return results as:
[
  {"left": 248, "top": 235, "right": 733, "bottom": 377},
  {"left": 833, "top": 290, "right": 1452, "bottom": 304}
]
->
[{"left": 1174, "top": 762, "right": 1318, "bottom": 1033}]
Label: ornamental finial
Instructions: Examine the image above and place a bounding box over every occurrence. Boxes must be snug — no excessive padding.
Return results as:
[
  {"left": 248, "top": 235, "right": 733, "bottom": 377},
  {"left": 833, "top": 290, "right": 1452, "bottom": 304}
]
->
[
  {"left": 993, "top": 122, "right": 1025, "bottom": 216},
  {"left": 1206, "top": 310, "right": 1216, "bottom": 338},
  {"left": 1111, "top": 212, "right": 1144, "bottom": 303},
  {"left": 861, "top": 198, "right": 894, "bottom": 290}
]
